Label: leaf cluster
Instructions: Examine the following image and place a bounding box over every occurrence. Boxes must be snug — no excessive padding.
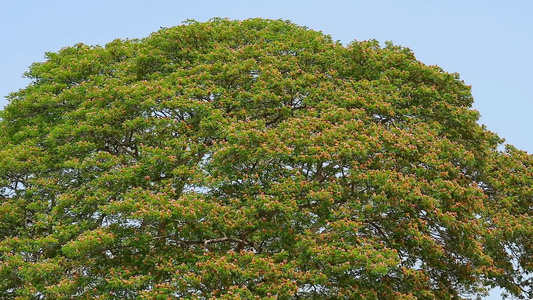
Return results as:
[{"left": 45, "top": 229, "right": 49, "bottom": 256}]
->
[{"left": 0, "top": 18, "right": 530, "bottom": 299}]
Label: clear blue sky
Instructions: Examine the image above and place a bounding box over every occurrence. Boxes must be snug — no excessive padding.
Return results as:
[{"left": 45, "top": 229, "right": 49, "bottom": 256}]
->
[{"left": 1, "top": 1, "right": 531, "bottom": 298}]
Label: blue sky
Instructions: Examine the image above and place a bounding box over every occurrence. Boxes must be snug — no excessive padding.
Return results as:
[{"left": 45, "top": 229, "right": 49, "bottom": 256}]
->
[{"left": 1, "top": 1, "right": 531, "bottom": 298}]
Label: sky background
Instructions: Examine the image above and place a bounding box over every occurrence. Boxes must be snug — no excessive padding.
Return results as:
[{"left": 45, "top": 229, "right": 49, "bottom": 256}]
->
[{"left": 1, "top": 1, "right": 531, "bottom": 298}]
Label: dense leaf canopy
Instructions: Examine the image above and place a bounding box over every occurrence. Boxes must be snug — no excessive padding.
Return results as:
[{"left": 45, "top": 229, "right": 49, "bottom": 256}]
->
[{"left": 0, "top": 18, "right": 531, "bottom": 299}]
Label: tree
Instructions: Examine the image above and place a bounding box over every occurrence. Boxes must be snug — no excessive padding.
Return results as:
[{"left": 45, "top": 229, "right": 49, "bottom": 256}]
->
[{"left": 0, "top": 18, "right": 530, "bottom": 299}]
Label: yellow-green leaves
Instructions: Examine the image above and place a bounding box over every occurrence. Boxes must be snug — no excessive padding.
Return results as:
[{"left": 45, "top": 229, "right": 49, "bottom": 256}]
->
[{"left": 0, "top": 18, "right": 530, "bottom": 299}]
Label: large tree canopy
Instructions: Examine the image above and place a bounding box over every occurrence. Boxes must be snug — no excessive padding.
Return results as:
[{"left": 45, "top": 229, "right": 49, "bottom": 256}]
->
[{"left": 0, "top": 18, "right": 531, "bottom": 299}]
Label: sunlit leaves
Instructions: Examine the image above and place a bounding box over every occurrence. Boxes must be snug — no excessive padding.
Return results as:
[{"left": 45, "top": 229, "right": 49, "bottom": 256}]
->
[{"left": 0, "top": 18, "right": 530, "bottom": 299}]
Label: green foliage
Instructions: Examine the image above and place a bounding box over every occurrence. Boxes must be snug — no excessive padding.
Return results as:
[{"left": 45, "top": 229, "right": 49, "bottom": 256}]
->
[{"left": 0, "top": 18, "right": 531, "bottom": 299}]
